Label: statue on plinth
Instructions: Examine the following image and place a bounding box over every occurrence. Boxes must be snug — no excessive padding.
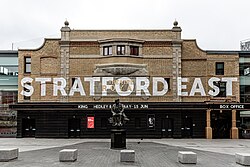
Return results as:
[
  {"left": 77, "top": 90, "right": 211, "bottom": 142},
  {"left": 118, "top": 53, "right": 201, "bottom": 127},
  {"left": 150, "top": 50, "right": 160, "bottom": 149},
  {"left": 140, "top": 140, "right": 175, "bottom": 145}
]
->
[{"left": 110, "top": 99, "right": 129, "bottom": 127}]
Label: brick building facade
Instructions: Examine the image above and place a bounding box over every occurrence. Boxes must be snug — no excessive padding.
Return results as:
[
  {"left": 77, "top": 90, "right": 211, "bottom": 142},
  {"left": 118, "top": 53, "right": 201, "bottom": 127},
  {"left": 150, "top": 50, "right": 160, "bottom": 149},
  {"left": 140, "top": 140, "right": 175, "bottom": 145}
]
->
[{"left": 12, "top": 21, "right": 245, "bottom": 139}]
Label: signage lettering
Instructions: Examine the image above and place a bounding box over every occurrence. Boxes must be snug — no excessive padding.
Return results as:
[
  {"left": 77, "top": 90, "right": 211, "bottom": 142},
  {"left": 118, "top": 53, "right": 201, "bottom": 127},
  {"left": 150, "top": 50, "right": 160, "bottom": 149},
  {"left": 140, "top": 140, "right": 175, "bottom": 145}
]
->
[
  {"left": 77, "top": 104, "right": 148, "bottom": 109},
  {"left": 78, "top": 105, "right": 88, "bottom": 109},
  {"left": 21, "top": 77, "right": 237, "bottom": 97},
  {"left": 219, "top": 104, "right": 244, "bottom": 109},
  {"left": 93, "top": 104, "right": 111, "bottom": 109}
]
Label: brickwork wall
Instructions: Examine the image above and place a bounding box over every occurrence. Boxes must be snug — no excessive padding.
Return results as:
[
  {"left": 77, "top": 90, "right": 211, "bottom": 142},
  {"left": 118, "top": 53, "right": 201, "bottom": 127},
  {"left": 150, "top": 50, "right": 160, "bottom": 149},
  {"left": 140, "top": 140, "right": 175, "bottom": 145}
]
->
[
  {"left": 143, "top": 46, "right": 172, "bottom": 56},
  {"left": 68, "top": 55, "right": 174, "bottom": 102},
  {"left": 41, "top": 57, "right": 58, "bottom": 74},
  {"left": 70, "top": 42, "right": 99, "bottom": 55},
  {"left": 70, "top": 30, "right": 177, "bottom": 40},
  {"left": 17, "top": 31, "right": 240, "bottom": 103},
  {"left": 181, "top": 40, "right": 239, "bottom": 102},
  {"left": 18, "top": 39, "right": 60, "bottom": 102}
]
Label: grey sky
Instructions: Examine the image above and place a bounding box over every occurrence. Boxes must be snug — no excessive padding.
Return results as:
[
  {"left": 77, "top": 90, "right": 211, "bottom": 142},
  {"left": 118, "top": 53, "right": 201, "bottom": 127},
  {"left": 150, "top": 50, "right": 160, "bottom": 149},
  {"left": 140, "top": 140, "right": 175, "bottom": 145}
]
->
[{"left": 1, "top": 0, "right": 249, "bottom": 50}]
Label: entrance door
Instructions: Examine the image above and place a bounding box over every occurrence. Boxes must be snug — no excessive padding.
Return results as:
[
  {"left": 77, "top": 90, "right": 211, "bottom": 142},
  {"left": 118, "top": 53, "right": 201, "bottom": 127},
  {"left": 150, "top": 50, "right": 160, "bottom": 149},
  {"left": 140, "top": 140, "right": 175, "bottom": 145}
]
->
[
  {"left": 22, "top": 118, "right": 36, "bottom": 137},
  {"left": 181, "top": 117, "right": 193, "bottom": 138},
  {"left": 68, "top": 118, "right": 81, "bottom": 138},
  {"left": 211, "top": 111, "right": 231, "bottom": 139},
  {"left": 161, "top": 118, "right": 173, "bottom": 138}
]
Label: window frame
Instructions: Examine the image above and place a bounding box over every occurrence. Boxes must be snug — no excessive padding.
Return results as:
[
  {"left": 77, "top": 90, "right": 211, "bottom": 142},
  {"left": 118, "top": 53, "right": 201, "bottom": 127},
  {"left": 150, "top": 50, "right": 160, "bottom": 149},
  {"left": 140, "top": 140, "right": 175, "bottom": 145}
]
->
[
  {"left": 214, "top": 81, "right": 227, "bottom": 97},
  {"left": 24, "top": 57, "right": 31, "bottom": 73},
  {"left": 71, "top": 77, "right": 80, "bottom": 88},
  {"left": 71, "top": 78, "right": 76, "bottom": 86},
  {"left": 216, "top": 62, "right": 224, "bottom": 75},
  {"left": 164, "top": 78, "right": 171, "bottom": 90},
  {"left": 23, "top": 83, "right": 31, "bottom": 101},
  {"left": 130, "top": 46, "right": 139, "bottom": 56},
  {"left": 117, "top": 45, "right": 125, "bottom": 55},
  {"left": 103, "top": 46, "right": 112, "bottom": 56}
]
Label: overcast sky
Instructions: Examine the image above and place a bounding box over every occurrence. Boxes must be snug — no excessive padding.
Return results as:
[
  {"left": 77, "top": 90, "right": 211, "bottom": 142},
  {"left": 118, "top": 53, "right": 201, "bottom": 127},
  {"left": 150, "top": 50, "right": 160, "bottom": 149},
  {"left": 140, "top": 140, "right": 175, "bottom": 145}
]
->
[{"left": 1, "top": 0, "right": 249, "bottom": 51}]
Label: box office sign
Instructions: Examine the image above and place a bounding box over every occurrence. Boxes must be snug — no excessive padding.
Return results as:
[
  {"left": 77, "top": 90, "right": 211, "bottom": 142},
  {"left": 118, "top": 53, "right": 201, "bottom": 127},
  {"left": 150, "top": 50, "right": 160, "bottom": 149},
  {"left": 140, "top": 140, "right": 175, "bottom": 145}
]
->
[
  {"left": 211, "top": 104, "right": 245, "bottom": 110},
  {"left": 20, "top": 76, "right": 237, "bottom": 97}
]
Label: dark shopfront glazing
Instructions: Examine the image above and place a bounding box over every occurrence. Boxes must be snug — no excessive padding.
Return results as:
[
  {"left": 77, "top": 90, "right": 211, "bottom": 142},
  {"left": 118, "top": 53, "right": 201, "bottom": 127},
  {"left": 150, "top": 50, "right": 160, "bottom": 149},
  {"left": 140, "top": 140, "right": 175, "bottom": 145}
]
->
[{"left": 13, "top": 102, "right": 207, "bottom": 138}]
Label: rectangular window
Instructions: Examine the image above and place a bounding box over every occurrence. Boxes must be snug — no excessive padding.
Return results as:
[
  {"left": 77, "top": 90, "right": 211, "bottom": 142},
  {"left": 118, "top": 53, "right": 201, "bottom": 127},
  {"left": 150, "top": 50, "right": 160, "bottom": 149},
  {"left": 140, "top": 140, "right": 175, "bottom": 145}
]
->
[
  {"left": 72, "top": 78, "right": 76, "bottom": 86},
  {"left": 117, "top": 45, "right": 125, "bottom": 55},
  {"left": 23, "top": 83, "right": 31, "bottom": 100},
  {"left": 103, "top": 46, "right": 112, "bottom": 56},
  {"left": 164, "top": 78, "right": 170, "bottom": 90},
  {"left": 216, "top": 62, "right": 224, "bottom": 75},
  {"left": 130, "top": 46, "right": 139, "bottom": 56},
  {"left": 87, "top": 116, "right": 95, "bottom": 129},
  {"left": 24, "top": 57, "right": 31, "bottom": 73},
  {"left": 215, "top": 81, "right": 226, "bottom": 97}
]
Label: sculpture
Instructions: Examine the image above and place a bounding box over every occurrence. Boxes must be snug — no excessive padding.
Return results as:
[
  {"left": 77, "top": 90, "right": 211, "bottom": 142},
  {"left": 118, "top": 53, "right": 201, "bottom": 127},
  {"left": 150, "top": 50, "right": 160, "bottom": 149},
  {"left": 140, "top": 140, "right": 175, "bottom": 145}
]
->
[{"left": 110, "top": 99, "right": 129, "bottom": 127}]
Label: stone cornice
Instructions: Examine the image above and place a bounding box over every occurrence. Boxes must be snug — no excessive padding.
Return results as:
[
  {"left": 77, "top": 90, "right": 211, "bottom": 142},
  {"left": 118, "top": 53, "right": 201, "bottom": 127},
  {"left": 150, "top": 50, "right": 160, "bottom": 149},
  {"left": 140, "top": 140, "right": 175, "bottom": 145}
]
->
[{"left": 98, "top": 38, "right": 145, "bottom": 44}]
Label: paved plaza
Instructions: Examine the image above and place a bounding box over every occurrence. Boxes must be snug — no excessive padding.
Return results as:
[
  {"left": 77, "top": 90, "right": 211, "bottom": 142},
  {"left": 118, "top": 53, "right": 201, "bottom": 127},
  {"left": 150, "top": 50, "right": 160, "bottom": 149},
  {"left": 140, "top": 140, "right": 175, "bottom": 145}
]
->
[{"left": 0, "top": 138, "right": 249, "bottom": 167}]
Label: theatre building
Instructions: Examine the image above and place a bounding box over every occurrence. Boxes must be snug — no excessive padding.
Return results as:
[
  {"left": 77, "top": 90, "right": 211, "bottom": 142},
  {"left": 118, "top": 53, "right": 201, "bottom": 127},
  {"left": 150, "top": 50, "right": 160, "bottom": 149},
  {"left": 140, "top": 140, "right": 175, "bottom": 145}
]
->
[{"left": 11, "top": 21, "right": 247, "bottom": 139}]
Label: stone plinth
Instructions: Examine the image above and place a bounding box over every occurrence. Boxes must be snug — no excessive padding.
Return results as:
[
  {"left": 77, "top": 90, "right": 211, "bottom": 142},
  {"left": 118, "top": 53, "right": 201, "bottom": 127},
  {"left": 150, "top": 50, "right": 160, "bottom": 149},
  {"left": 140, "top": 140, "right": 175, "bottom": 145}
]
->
[
  {"left": 120, "top": 150, "right": 135, "bottom": 162},
  {"left": 235, "top": 153, "right": 250, "bottom": 166},
  {"left": 0, "top": 148, "right": 18, "bottom": 162},
  {"left": 59, "top": 149, "right": 78, "bottom": 162},
  {"left": 178, "top": 151, "right": 197, "bottom": 164},
  {"left": 111, "top": 129, "right": 126, "bottom": 149}
]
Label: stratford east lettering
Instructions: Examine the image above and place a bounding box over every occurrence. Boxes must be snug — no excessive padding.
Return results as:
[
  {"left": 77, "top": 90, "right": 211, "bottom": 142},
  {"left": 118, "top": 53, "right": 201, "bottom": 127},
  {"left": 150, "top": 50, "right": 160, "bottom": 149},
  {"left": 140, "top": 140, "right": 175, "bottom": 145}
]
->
[{"left": 20, "top": 76, "right": 237, "bottom": 97}]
